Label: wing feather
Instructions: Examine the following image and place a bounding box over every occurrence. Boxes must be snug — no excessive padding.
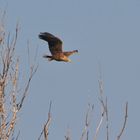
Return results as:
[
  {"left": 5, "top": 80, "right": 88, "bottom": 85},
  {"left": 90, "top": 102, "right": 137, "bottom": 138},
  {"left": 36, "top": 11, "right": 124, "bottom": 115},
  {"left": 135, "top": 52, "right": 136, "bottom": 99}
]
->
[{"left": 39, "top": 32, "right": 63, "bottom": 54}]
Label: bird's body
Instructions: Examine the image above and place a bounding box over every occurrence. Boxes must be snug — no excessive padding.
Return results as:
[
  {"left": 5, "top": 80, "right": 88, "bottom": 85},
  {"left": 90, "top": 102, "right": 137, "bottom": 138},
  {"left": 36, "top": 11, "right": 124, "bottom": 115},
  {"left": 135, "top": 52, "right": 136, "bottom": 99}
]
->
[{"left": 39, "top": 32, "right": 78, "bottom": 62}]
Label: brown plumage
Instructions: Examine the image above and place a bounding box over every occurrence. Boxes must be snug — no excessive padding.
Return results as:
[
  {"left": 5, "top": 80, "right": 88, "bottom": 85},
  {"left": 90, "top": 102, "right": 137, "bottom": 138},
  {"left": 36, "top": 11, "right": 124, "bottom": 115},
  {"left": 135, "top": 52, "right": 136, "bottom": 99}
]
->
[{"left": 39, "top": 32, "right": 78, "bottom": 62}]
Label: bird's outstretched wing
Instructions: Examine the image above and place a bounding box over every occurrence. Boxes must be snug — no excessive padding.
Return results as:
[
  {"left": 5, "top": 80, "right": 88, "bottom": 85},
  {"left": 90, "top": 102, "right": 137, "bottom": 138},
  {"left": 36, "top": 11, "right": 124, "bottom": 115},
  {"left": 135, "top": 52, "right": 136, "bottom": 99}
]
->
[{"left": 39, "top": 32, "right": 63, "bottom": 55}]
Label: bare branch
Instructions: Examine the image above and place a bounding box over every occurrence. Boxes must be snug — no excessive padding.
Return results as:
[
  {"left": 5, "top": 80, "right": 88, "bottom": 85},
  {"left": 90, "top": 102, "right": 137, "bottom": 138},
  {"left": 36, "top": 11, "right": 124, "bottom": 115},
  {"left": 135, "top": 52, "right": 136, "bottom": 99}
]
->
[
  {"left": 6, "top": 107, "right": 17, "bottom": 139},
  {"left": 93, "top": 66, "right": 106, "bottom": 140},
  {"left": 15, "top": 131, "right": 20, "bottom": 140},
  {"left": 105, "top": 97, "right": 109, "bottom": 140},
  {"left": 44, "top": 101, "right": 52, "bottom": 140},
  {"left": 80, "top": 104, "right": 94, "bottom": 140},
  {"left": 38, "top": 101, "right": 52, "bottom": 140},
  {"left": 116, "top": 102, "right": 128, "bottom": 140},
  {"left": 99, "top": 97, "right": 109, "bottom": 140},
  {"left": 93, "top": 107, "right": 105, "bottom": 140},
  {"left": 17, "top": 64, "right": 38, "bottom": 111},
  {"left": 0, "top": 10, "right": 6, "bottom": 45},
  {"left": 65, "top": 127, "right": 71, "bottom": 140}
]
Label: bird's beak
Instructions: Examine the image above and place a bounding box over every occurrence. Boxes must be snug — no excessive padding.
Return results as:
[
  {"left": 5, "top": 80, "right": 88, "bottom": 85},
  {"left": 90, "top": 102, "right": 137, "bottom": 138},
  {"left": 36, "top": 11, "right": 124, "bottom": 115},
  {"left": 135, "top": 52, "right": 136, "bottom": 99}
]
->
[{"left": 68, "top": 59, "right": 72, "bottom": 62}]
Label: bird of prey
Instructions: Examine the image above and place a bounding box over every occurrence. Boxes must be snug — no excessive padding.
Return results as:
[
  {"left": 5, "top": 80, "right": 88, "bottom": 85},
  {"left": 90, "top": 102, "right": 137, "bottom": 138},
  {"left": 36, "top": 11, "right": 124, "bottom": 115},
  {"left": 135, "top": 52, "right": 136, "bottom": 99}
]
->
[{"left": 39, "top": 32, "right": 78, "bottom": 62}]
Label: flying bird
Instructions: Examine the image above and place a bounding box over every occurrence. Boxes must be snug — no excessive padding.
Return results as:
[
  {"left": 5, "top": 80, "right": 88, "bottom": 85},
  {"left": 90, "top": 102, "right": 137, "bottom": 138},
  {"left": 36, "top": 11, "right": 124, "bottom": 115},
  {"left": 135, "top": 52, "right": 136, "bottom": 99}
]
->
[{"left": 39, "top": 32, "right": 78, "bottom": 62}]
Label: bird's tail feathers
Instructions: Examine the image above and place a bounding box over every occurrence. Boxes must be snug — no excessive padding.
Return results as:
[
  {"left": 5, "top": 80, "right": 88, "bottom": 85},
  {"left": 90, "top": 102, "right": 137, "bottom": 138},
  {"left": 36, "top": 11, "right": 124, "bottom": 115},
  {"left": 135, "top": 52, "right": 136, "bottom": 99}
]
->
[{"left": 43, "top": 55, "right": 53, "bottom": 61}]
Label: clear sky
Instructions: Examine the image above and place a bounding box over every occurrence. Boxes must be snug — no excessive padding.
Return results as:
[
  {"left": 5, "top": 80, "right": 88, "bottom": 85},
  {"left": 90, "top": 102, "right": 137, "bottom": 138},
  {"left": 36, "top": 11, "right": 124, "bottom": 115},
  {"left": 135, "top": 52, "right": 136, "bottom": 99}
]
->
[{"left": 1, "top": 0, "right": 140, "bottom": 139}]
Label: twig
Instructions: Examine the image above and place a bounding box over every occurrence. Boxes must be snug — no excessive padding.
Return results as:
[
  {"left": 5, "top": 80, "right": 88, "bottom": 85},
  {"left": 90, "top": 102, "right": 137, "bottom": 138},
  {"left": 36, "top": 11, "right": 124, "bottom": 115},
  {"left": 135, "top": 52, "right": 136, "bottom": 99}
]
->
[
  {"left": 93, "top": 65, "right": 105, "bottom": 140},
  {"left": 116, "top": 102, "right": 128, "bottom": 140},
  {"left": 44, "top": 101, "right": 52, "bottom": 140},
  {"left": 0, "top": 22, "right": 19, "bottom": 140},
  {"left": 93, "top": 108, "right": 105, "bottom": 140},
  {"left": 105, "top": 97, "right": 109, "bottom": 140},
  {"left": 86, "top": 131, "right": 89, "bottom": 140},
  {"left": 15, "top": 131, "right": 20, "bottom": 140},
  {"left": 38, "top": 101, "right": 52, "bottom": 140},
  {"left": 17, "top": 40, "right": 38, "bottom": 111},
  {"left": 6, "top": 108, "right": 17, "bottom": 139},
  {"left": 80, "top": 104, "right": 94, "bottom": 140},
  {"left": 17, "top": 64, "right": 38, "bottom": 111},
  {"left": 65, "top": 127, "right": 71, "bottom": 140}
]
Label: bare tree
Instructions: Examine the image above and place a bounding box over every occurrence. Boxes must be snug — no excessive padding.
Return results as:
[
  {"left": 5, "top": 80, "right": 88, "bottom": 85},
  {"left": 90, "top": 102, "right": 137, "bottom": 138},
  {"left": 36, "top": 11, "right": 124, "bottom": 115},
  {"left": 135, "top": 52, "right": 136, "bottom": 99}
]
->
[{"left": 0, "top": 12, "right": 37, "bottom": 140}]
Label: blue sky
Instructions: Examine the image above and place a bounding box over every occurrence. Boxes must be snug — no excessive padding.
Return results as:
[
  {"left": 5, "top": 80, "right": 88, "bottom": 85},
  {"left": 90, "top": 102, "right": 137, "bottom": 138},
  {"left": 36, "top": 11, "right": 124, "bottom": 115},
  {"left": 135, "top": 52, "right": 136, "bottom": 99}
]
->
[{"left": 1, "top": 0, "right": 140, "bottom": 139}]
